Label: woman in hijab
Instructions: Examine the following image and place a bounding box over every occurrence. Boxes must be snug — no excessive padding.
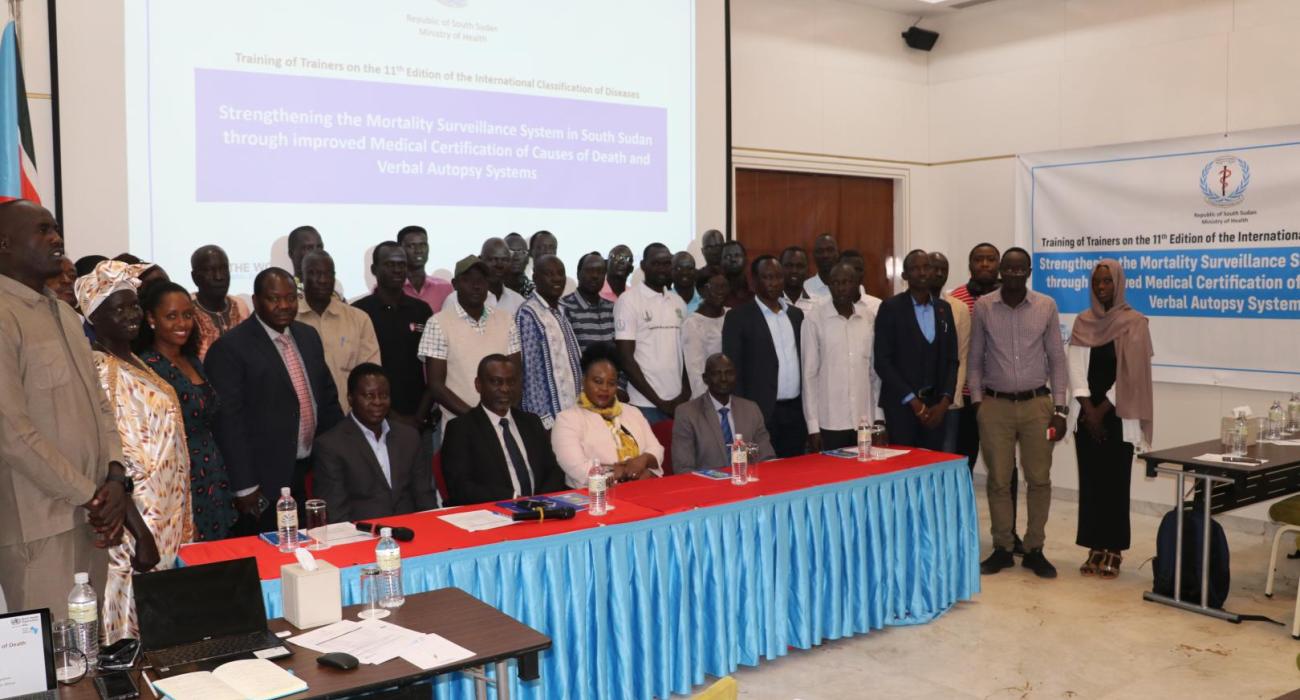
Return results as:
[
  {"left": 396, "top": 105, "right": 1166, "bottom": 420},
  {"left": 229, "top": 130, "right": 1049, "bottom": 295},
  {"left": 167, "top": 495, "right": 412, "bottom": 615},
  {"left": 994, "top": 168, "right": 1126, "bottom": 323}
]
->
[
  {"left": 1067, "top": 259, "right": 1153, "bottom": 580},
  {"left": 551, "top": 341, "right": 664, "bottom": 488},
  {"left": 77, "top": 261, "right": 192, "bottom": 643}
]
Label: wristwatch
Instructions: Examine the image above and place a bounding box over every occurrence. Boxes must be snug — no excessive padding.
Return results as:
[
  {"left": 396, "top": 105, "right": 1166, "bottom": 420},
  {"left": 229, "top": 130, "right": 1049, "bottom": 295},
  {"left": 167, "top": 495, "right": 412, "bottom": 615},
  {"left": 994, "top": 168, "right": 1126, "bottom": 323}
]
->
[
  {"left": 1053, "top": 405, "right": 1069, "bottom": 418},
  {"left": 105, "top": 472, "right": 134, "bottom": 495}
]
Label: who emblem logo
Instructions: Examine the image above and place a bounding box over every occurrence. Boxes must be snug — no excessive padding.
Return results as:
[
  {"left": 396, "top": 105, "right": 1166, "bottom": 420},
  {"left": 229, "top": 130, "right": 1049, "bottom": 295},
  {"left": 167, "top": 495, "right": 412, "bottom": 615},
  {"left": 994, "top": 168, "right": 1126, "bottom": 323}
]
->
[{"left": 1199, "top": 155, "right": 1250, "bottom": 207}]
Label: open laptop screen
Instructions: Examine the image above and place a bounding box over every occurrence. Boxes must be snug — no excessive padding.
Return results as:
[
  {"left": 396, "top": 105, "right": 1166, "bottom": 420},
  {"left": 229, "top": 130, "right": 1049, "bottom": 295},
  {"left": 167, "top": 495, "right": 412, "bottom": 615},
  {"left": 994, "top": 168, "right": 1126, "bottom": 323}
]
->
[
  {"left": 134, "top": 557, "right": 268, "bottom": 651},
  {"left": 0, "top": 608, "right": 55, "bottom": 698}
]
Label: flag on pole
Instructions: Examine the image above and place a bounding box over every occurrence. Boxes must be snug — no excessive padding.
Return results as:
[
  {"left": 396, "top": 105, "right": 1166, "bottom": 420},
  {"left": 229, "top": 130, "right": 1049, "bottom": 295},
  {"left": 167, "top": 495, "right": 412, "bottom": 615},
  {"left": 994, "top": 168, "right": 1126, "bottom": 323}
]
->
[{"left": 0, "top": 17, "right": 39, "bottom": 203}]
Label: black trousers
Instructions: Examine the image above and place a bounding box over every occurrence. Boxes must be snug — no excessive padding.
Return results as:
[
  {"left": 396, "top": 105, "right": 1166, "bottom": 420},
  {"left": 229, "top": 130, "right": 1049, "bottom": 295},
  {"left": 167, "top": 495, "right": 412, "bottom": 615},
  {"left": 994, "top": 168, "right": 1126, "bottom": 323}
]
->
[
  {"left": 960, "top": 401, "right": 1019, "bottom": 532},
  {"left": 769, "top": 398, "right": 808, "bottom": 458},
  {"left": 1075, "top": 411, "right": 1133, "bottom": 551},
  {"left": 234, "top": 457, "right": 313, "bottom": 536},
  {"left": 882, "top": 401, "right": 947, "bottom": 451},
  {"left": 820, "top": 428, "right": 857, "bottom": 450}
]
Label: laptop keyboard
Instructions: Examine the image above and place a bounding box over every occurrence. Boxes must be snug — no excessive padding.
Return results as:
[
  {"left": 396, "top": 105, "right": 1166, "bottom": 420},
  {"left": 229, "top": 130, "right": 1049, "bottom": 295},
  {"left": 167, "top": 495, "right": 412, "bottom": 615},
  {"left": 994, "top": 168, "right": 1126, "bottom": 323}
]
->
[{"left": 148, "top": 631, "right": 277, "bottom": 668}]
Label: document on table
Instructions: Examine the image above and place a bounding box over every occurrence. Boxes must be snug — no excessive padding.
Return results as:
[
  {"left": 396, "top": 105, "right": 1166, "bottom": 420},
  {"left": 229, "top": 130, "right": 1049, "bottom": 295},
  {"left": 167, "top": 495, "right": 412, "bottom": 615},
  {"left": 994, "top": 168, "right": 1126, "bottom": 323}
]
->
[
  {"left": 399, "top": 632, "right": 476, "bottom": 671},
  {"left": 438, "top": 510, "right": 517, "bottom": 532},
  {"left": 1262, "top": 439, "right": 1300, "bottom": 446},
  {"left": 1193, "top": 453, "right": 1270, "bottom": 466},
  {"left": 286, "top": 619, "right": 425, "bottom": 665}
]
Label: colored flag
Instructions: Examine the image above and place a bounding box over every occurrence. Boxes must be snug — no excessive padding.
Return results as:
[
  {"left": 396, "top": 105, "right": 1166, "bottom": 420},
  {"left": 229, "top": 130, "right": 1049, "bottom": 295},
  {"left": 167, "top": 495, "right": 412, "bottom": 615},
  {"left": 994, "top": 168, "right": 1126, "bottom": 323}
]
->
[{"left": 0, "top": 18, "right": 38, "bottom": 203}]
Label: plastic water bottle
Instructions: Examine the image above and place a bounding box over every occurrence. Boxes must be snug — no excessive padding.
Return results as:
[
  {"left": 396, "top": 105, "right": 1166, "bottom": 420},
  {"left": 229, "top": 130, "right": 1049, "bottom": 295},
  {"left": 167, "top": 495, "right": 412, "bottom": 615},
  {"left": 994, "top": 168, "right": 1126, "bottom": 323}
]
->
[
  {"left": 1288, "top": 392, "right": 1300, "bottom": 433},
  {"left": 1231, "top": 412, "right": 1249, "bottom": 456},
  {"left": 375, "top": 528, "right": 404, "bottom": 608},
  {"left": 68, "top": 572, "right": 99, "bottom": 671},
  {"left": 730, "top": 434, "right": 748, "bottom": 485},
  {"left": 856, "top": 416, "right": 871, "bottom": 462},
  {"left": 1268, "top": 400, "right": 1286, "bottom": 440},
  {"left": 275, "top": 487, "right": 298, "bottom": 553},
  {"left": 587, "top": 459, "right": 608, "bottom": 517}
]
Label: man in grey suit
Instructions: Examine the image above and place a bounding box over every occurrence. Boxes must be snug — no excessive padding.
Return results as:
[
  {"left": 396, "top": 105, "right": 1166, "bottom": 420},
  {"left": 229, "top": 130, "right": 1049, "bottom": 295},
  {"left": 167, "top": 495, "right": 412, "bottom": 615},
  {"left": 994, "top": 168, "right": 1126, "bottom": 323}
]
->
[
  {"left": 313, "top": 363, "right": 439, "bottom": 522},
  {"left": 672, "top": 353, "right": 775, "bottom": 471}
]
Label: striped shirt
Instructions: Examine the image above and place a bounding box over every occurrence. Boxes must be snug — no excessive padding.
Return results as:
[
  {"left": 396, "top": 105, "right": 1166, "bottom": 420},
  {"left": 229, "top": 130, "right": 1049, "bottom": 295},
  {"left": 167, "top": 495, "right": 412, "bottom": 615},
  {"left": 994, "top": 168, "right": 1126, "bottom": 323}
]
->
[
  {"left": 559, "top": 291, "right": 615, "bottom": 351},
  {"left": 967, "top": 290, "right": 1069, "bottom": 406},
  {"left": 946, "top": 282, "right": 989, "bottom": 395}
]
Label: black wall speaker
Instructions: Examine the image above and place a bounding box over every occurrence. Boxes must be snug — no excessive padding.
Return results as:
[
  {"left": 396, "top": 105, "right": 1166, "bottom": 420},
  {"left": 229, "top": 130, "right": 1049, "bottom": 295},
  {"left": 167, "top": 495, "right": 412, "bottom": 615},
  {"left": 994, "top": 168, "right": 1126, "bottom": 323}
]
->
[{"left": 901, "top": 26, "right": 939, "bottom": 51}]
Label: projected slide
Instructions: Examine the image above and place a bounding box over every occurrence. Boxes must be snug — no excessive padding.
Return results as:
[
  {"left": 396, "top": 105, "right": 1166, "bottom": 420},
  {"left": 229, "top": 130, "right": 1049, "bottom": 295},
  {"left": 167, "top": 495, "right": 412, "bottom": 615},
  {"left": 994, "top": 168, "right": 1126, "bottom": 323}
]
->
[{"left": 124, "top": 0, "right": 695, "bottom": 295}]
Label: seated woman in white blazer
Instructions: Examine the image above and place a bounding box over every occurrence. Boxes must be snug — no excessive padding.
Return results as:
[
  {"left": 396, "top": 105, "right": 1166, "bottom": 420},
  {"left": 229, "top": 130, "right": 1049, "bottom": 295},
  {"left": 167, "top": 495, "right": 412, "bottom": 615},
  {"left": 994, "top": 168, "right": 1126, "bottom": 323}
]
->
[{"left": 552, "top": 342, "right": 664, "bottom": 488}]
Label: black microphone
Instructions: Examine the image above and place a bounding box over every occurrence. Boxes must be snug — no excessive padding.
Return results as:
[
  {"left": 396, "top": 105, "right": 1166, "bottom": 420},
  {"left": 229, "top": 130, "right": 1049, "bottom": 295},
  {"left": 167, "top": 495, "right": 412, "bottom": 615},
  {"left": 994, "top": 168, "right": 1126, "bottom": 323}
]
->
[{"left": 356, "top": 522, "right": 415, "bottom": 541}]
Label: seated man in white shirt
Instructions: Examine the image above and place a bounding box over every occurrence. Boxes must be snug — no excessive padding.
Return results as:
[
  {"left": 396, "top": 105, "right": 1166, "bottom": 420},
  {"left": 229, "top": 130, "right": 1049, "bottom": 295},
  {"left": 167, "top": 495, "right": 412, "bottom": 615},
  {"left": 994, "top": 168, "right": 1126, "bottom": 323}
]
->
[
  {"left": 672, "top": 353, "right": 775, "bottom": 471},
  {"left": 312, "top": 363, "right": 440, "bottom": 522}
]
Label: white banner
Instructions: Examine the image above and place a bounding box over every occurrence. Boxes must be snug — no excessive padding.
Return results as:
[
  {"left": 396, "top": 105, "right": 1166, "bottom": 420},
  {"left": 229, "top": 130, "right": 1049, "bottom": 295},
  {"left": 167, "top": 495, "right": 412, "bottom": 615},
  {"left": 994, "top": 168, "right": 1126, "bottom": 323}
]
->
[{"left": 1015, "top": 126, "right": 1300, "bottom": 392}]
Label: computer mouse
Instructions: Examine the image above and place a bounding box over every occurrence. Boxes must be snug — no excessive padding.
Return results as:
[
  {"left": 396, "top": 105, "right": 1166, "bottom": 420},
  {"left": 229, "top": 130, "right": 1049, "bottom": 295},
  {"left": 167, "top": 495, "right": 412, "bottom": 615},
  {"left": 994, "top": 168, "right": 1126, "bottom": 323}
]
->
[{"left": 316, "top": 652, "right": 360, "bottom": 670}]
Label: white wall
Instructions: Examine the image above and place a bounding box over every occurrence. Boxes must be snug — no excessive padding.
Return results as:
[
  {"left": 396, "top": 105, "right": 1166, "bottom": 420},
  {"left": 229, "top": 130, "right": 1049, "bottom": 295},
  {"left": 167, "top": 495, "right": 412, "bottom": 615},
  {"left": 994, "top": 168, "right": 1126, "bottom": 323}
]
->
[{"left": 732, "top": 0, "right": 1300, "bottom": 525}]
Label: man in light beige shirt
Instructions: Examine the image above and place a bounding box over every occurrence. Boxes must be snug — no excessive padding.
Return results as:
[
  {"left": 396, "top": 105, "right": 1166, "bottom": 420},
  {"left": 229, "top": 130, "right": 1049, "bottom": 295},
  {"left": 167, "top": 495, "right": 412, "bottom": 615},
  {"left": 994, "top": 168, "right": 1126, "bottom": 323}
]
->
[
  {"left": 297, "top": 251, "right": 380, "bottom": 412},
  {"left": 0, "top": 200, "right": 132, "bottom": 615}
]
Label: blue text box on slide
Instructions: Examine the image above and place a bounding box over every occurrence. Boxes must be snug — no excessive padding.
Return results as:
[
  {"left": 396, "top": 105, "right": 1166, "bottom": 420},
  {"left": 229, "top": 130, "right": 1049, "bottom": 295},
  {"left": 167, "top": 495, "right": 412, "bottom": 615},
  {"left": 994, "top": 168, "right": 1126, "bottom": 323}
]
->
[{"left": 1036, "top": 247, "right": 1300, "bottom": 319}]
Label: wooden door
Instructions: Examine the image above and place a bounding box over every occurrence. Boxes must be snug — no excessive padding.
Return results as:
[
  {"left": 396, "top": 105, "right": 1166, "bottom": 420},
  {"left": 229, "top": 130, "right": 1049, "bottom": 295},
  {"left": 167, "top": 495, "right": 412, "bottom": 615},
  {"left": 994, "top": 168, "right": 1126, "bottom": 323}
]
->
[{"left": 734, "top": 168, "right": 894, "bottom": 299}]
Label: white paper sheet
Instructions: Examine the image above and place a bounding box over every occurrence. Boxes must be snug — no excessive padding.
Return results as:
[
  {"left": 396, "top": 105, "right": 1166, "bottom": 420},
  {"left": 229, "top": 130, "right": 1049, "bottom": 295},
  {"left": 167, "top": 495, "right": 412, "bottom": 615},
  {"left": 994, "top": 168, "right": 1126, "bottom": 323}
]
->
[
  {"left": 287, "top": 619, "right": 426, "bottom": 665},
  {"left": 437, "top": 510, "right": 517, "bottom": 532},
  {"left": 398, "top": 633, "right": 476, "bottom": 671}
]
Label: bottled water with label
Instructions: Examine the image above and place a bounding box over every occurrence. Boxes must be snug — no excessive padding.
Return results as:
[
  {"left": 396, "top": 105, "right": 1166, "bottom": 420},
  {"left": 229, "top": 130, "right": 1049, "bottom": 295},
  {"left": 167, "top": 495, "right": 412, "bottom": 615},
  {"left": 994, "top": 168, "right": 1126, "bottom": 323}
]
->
[
  {"left": 275, "top": 487, "right": 298, "bottom": 552},
  {"left": 857, "top": 416, "right": 871, "bottom": 462},
  {"left": 588, "top": 459, "right": 608, "bottom": 516},
  {"left": 730, "top": 434, "right": 749, "bottom": 485},
  {"left": 375, "top": 528, "right": 404, "bottom": 608},
  {"left": 68, "top": 572, "right": 99, "bottom": 671},
  {"left": 1268, "top": 400, "right": 1286, "bottom": 440},
  {"left": 1288, "top": 393, "right": 1300, "bottom": 433}
]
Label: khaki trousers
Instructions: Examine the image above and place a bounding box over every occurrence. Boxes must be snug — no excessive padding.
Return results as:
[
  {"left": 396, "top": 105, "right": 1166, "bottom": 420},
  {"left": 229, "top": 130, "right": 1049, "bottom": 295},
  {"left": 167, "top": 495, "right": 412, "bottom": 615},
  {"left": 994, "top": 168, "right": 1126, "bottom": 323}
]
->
[
  {"left": 0, "top": 526, "right": 107, "bottom": 617},
  {"left": 978, "top": 394, "right": 1055, "bottom": 551}
]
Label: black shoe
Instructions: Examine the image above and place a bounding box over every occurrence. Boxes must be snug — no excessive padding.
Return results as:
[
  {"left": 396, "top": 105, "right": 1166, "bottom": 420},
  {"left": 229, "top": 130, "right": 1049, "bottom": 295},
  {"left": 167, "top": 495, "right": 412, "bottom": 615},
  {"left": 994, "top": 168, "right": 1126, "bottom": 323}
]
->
[
  {"left": 1012, "top": 534, "right": 1026, "bottom": 556},
  {"left": 980, "top": 548, "right": 1015, "bottom": 575},
  {"left": 1022, "top": 549, "right": 1058, "bottom": 578}
]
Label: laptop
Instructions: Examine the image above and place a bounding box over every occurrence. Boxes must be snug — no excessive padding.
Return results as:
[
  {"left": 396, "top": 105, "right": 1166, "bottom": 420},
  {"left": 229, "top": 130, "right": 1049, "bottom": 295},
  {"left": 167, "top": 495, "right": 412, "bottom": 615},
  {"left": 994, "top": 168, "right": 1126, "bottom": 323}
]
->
[
  {"left": 134, "top": 557, "right": 288, "bottom": 676},
  {"left": 0, "top": 607, "right": 58, "bottom": 699}
]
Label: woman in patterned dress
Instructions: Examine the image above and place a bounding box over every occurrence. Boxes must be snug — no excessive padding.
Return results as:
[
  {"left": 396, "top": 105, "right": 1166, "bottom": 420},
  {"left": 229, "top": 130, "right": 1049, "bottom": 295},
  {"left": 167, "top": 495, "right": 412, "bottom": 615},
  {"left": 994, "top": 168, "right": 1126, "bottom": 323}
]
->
[
  {"left": 76, "top": 262, "right": 193, "bottom": 644},
  {"left": 135, "top": 281, "right": 238, "bottom": 541}
]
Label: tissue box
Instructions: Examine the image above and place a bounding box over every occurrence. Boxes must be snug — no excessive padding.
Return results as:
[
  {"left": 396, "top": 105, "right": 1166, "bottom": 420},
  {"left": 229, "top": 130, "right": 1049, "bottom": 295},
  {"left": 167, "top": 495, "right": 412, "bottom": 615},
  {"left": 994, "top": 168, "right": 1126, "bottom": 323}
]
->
[
  {"left": 281, "top": 560, "right": 342, "bottom": 630},
  {"left": 1219, "top": 417, "right": 1260, "bottom": 447}
]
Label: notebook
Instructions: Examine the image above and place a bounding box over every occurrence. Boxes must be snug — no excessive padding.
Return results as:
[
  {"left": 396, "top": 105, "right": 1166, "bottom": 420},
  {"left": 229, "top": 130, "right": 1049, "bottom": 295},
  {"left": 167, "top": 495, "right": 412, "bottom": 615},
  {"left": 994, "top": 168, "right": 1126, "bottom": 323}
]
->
[{"left": 150, "top": 658, "right": 306, "bottom": 700}]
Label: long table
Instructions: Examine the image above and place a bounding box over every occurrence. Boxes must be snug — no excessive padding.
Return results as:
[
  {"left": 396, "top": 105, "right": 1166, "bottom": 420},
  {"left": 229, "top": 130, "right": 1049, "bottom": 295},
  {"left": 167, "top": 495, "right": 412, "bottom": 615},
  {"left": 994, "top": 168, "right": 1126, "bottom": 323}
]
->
[{"left": 181, "top": 450, "right": 980, "bottom": 699}]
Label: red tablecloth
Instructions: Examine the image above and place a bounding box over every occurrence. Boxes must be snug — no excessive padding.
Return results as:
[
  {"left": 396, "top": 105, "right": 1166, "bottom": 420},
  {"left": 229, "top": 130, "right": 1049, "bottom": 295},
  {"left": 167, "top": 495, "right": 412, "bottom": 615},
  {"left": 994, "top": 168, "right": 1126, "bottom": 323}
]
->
[{"left": 180, "top": 448, "right": 958, "bottom": 580}]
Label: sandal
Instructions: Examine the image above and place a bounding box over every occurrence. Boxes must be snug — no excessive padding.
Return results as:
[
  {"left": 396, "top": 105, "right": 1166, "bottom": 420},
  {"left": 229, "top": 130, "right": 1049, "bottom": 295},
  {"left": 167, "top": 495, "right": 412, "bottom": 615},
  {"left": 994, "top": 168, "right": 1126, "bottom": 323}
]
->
[
  {"left": 1080, "top": 549, "right": 1103, "bottom": 576},
  {"left": 1098, "top": 551, "right": 1122, "bottom": 579}
]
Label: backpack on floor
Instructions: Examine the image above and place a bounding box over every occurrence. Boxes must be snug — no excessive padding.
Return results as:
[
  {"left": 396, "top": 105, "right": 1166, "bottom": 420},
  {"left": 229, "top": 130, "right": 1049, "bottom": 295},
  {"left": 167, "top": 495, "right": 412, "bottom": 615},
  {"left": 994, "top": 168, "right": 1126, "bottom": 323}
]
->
[{"left": 1152, "top": 507, "right": 1230, "bottom": 609}]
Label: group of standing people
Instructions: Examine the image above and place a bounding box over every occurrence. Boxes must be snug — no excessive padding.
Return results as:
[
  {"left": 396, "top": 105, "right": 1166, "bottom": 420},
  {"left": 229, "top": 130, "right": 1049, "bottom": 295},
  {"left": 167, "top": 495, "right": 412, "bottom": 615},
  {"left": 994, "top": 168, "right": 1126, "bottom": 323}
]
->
[{"left": 0, "top": 196, "right": 1155, "bottom": 646}]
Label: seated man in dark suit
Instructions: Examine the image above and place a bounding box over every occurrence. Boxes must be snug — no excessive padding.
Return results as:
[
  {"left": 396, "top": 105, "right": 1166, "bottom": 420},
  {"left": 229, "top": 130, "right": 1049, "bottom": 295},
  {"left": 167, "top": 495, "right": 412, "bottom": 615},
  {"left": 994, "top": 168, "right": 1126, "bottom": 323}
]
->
[
  {"left": 873, "top": 249, "right": 959, "bottom": 450},
  {"left": 672, "top": 353, "right": 775, "bottom": 471},
  {"left": 313, "top": 363, "right": 439, "bottom": 522},
  {"left": 206, "top": 267, "right": 344, "bottom": 534},
  {"left": 440, "top": 354, "right": 566, "bottom": 506}
]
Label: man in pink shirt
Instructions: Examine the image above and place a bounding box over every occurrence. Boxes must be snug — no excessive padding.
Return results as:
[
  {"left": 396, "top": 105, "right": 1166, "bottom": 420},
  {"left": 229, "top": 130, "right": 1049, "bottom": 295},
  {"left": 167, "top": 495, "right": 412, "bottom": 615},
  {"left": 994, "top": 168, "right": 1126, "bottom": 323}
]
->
[{"left": 399, "top": 225, "right": 452, "bottom": 313}]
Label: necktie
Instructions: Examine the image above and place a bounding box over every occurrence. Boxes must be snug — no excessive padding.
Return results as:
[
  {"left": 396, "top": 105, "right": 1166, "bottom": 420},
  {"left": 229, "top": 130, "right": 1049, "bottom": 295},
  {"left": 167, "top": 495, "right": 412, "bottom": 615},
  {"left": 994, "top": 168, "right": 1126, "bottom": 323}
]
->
[
  {"left": 276, "top": 334, "right": 317, "bottom": 451},
  {"left": 719, "top": 406, "right": 734, "bottom": 447},
  {"left": 499, "top": 417, "right": 533, "bottom": 497}
]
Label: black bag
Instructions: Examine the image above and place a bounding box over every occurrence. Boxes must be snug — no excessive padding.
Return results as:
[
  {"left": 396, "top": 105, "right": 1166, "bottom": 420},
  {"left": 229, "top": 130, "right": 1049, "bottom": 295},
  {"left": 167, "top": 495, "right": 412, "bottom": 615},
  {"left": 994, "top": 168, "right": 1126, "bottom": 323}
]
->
[{"left": 1152, "top": 507, "right": 1230, "bottom": 608}]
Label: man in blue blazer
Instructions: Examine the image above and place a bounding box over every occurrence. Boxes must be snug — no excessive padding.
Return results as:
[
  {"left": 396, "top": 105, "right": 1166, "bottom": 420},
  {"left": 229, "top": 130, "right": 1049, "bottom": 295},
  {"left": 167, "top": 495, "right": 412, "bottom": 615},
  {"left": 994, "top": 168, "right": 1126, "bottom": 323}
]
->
[
  {"left": 206, "top": 267, "right": 344, "bottom": 534},
  {"left": 722, "top": 255, "right": 806, "bottom": 457},
  {"left": 873, "top": 250, "right": 960, "bottom": 450}
]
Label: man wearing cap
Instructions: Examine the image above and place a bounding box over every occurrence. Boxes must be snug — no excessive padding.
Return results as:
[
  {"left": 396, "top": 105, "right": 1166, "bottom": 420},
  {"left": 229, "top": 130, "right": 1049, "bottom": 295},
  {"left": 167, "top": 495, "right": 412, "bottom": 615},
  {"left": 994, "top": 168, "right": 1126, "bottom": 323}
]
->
[{"left": 417, "top": 255, "right": 522, "bottom": 433}]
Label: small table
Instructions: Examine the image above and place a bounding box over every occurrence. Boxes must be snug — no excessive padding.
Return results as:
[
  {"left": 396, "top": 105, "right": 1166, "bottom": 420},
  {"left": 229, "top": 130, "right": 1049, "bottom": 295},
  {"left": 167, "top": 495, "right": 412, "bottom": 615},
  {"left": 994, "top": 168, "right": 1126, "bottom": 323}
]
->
[
  {"left": 59, "top": 587, "right": 551, "bottom": 700},
  {"left": 1138, "top": 438, "right": 1300, "bottom": 622}
]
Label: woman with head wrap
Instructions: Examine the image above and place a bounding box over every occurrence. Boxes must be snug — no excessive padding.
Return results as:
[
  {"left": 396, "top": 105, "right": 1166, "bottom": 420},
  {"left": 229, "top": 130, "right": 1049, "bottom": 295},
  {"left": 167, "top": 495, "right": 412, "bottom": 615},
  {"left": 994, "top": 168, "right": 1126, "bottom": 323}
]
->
[
  {"left": 551, "top": 341, "right": 664, "bottom": 488},
  {"left": 1067, "top": 259, "right": 1153, "bottom": 580},
  {"left": 76, "top": 260, "right": 192, "bottom": 643}
]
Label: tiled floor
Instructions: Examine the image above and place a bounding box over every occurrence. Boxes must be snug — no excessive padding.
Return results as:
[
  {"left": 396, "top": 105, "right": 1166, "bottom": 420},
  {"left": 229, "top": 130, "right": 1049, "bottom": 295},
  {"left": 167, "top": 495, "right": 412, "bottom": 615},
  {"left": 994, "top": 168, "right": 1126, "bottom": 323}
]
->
[{"left": 704, "top": 495, "right": 1300, "bottom": 699}]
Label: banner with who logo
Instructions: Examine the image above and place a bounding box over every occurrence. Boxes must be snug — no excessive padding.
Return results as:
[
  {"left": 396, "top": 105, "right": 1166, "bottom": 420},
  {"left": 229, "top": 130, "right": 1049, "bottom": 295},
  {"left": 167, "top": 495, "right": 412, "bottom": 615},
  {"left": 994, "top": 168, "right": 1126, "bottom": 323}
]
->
[{"left": 1015, "top": 126, "right": 1300, "bottom": 392}]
